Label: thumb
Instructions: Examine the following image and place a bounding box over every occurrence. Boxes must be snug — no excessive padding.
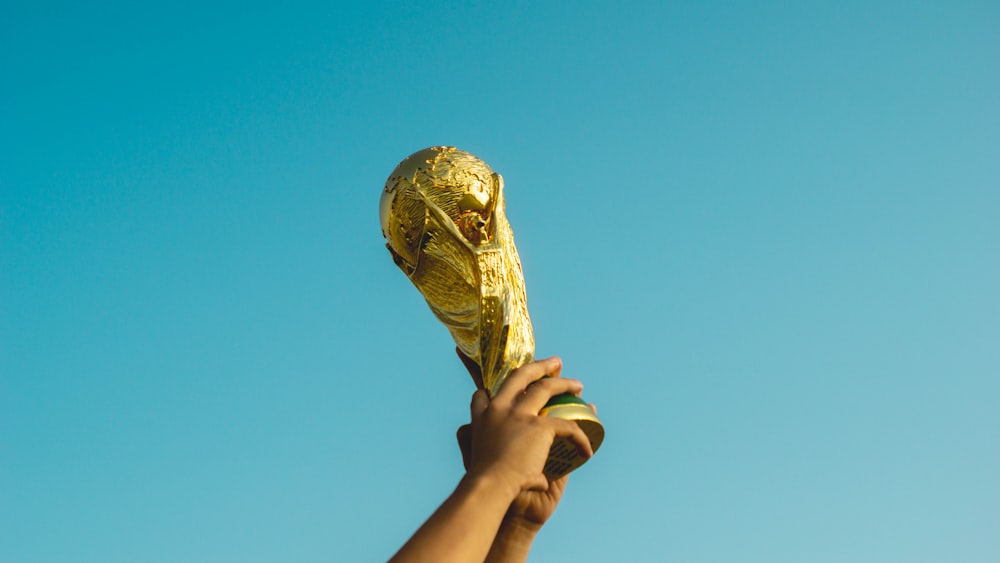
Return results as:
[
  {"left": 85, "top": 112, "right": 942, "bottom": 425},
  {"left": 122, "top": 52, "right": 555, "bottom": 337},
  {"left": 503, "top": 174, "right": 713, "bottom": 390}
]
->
[{"left": 469, "top": 389, "right": 489, "bottom": 421}]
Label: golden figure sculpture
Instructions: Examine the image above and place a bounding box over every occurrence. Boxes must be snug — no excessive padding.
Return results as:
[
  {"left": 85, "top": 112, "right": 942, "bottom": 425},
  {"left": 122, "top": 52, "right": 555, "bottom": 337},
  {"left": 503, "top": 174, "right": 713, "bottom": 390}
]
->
[{"left": 380, "top": 146, "right": 603, "bottom": 477}]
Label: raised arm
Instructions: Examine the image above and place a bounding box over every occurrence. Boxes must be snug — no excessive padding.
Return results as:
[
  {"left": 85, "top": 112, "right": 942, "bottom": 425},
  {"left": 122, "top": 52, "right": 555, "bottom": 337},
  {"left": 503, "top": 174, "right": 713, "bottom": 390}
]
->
[
  {"left": 389, "top": 357, "right": 593, "bottom": 563},
  {"left": 456, "top": 353, "right": 588, "bottom": 563}
]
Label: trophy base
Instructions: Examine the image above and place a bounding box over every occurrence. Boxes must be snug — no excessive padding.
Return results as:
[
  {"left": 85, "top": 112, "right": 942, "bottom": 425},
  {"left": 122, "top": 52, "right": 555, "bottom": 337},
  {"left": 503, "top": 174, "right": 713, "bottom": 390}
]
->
[{"left": 539, "top": 394, "right": 604, "bottom": 479}]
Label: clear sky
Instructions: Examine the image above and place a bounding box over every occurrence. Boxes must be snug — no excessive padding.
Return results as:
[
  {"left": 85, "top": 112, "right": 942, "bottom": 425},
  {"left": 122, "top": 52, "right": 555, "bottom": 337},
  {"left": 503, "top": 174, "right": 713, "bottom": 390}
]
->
[{"left": 2, "top": 1, "right": 998, "bottom": 562}]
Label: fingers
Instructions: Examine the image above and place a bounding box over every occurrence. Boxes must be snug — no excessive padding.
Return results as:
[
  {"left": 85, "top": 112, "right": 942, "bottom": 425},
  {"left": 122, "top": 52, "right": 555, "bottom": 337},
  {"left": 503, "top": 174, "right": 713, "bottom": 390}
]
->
[
  {"left": 494, "top": 357, "right": 563, "bottom": 404},
  {"left": 462, "top": 356, "right": 593, "bottom": 490},
  {"left": 551, "top": 473, "right": 570, "bottom": 489},
  {"left": 469, "top": 389, "right": 489, "bottom": 421},
  {"left": 551, "top": 418, "right": 595, "bottom": 459},
  {"left": 518, "top": 377, "right": 584, "bottom": 414}
]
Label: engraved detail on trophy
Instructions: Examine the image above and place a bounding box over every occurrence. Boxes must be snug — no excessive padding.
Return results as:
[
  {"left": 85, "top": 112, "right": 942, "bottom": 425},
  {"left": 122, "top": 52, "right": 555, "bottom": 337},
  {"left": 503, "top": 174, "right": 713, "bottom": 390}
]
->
[{"left": 380, "top": 146, "right": 604, "bottom": 477}]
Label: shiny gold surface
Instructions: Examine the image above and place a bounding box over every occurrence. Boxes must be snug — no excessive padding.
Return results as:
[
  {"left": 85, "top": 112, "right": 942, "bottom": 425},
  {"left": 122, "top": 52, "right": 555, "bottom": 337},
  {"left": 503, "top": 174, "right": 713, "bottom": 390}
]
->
[
  {"left": 380, "top": 146, "right": 533, "bottom": 396},
  {"left": 380, "top": 146, "right": 604, "bottom": 476},
  {"left": 539, "top": 404, "right": 605, "bottom": 478}
]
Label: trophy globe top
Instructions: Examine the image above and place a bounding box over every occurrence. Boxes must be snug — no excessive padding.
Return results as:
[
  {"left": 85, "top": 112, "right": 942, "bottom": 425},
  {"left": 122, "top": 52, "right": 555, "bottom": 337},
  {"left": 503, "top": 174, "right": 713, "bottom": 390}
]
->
[
  {"left": 380, "top": 146, "right": 504, "bottom": 273},
  {"left": 378, "top": 146, "right": 604, "bottom": 478}
]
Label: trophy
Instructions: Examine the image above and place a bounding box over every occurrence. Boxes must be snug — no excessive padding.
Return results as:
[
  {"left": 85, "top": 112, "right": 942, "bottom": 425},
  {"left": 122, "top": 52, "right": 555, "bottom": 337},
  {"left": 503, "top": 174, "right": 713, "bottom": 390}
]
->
[{"left": 379, "top": 146, "right": 604, "bottom": 478}]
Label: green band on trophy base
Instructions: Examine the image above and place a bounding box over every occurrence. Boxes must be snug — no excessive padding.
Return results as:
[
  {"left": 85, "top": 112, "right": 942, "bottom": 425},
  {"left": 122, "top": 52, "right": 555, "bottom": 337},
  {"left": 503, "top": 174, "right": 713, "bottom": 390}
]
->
[
  {"left": 540, "top": 394, "right": 605, "bottom": 478},
  {"left": 381, "top": 146, "right": 605, "bottom": 480}
]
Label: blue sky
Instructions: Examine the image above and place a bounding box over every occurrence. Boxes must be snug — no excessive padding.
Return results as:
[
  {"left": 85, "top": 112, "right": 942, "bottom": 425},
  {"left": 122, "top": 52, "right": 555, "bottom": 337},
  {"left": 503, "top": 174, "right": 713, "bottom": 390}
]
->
[{"left": 2, "top": 1, "right": 998, "bottom": 561}]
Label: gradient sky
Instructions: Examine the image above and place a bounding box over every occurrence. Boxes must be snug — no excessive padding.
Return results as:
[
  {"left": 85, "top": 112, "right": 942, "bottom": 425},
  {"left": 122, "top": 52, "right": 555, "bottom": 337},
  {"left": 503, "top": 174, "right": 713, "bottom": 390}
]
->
[{"left": 2, "top": 1, "right": 998, "bottom": 562}]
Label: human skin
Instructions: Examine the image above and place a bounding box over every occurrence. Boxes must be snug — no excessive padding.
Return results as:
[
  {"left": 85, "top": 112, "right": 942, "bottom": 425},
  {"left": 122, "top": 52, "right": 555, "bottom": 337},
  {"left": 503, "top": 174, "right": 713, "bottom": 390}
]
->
[
  {"left": 388, "top": 357, "right": 593, "bottom": 563},
  {"left": 456, "top": 351, "right": 590, "bottom": 563},
  {"left": 459, "top": 422, "right": 571, "bottom": 563}
]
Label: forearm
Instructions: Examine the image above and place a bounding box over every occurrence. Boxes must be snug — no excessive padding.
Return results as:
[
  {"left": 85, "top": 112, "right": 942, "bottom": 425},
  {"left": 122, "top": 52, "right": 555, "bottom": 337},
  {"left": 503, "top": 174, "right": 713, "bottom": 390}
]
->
[
  {"left": 485, "top": 518, "right": 541, "bottom": 563},
  {"left": 389, "top": 472, "right": 518, "bottom": 563}
]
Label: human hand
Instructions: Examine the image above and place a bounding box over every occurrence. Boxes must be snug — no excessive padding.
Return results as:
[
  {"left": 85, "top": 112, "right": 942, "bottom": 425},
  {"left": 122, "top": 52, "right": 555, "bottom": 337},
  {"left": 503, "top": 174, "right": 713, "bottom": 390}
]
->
[
  {"left": 455, "top": 352, "right": 594, "bottom": 496},
  {"left": 458, "top": 424, "right": 569, "bottom": 530},
  {"left": 388, "top": 352, "right": 591, "bottom": 563},
  {"left": 500, "top": 403, "right": 597, "bottom": 530},
  {"left": 459, "top": 404, "right": 597, "bottom": 532}
]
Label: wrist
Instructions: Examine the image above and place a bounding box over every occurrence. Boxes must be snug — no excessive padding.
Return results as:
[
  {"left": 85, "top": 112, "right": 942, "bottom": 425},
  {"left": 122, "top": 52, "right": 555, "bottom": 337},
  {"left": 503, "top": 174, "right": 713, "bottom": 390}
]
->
[
  {"left": 485, "top": 514, "right": 539, "bottom": 563},
  {"left": 500, "top": 514, "right": 542, "bottom": 540},
  {"left": 461, "top": 466, "right": 522, "bottom": 507}
]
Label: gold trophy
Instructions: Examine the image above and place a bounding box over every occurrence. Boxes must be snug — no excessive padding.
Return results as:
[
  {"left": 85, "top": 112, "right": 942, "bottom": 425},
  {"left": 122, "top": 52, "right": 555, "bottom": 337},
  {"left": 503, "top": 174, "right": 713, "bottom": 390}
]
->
[{"left": 379, "top": 146, "right": 604, "bottom": 478}]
